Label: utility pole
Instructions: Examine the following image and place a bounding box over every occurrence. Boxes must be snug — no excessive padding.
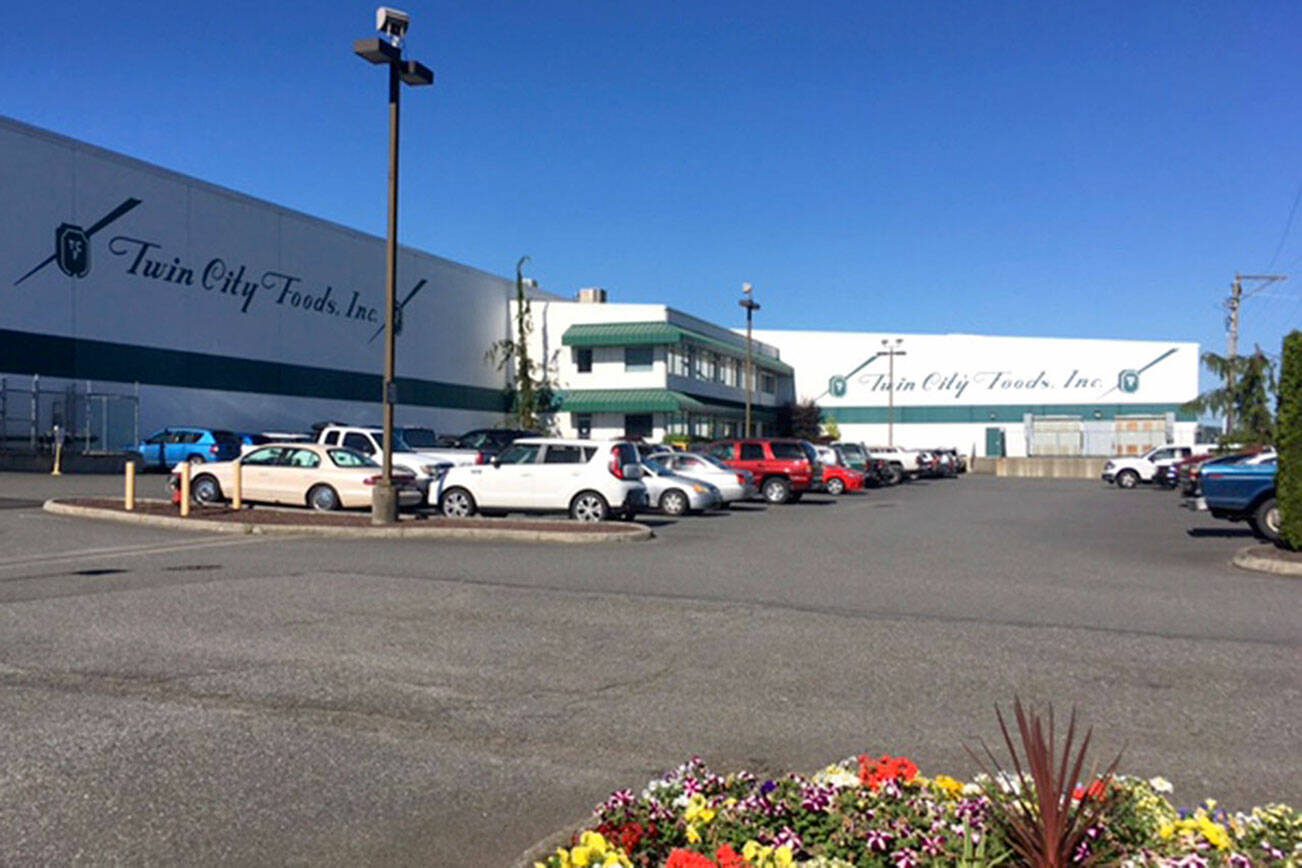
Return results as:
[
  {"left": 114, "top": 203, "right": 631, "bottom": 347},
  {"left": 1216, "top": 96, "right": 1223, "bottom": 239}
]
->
[
  {"left": 880, "top": 338, "right": 905, "bottom": 446},
  {"left": 1225, "top": 273, "right": 1287, "bottom": 436}
]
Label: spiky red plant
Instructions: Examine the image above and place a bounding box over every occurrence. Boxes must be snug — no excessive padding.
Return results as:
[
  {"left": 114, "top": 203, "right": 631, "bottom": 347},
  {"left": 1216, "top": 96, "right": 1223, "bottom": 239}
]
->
[{"left": 966, "top": 698, "right": 1123, "bottom": 867}]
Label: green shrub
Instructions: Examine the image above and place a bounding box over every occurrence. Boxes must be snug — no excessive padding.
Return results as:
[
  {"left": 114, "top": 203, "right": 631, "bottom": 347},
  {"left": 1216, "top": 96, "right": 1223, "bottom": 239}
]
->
[{"left": 1278, "top": 330, "right": 1302, "bottom": 550}]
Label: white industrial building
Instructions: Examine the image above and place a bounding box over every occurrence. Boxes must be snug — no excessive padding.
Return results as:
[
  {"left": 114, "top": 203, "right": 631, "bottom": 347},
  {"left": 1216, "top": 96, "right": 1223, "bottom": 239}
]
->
[
  {"left": 756, "top": 330, "right": 1201, "bottom": 457},
  {"left": 1, "top": 115, "right": 1201, "bottom": 460}
]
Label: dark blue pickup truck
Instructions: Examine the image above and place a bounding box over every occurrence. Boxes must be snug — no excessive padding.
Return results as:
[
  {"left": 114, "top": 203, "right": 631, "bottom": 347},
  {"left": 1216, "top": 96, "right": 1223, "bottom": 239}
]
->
[{"left": 1191, "top": 458, "right": 1280, "bottom": 544}]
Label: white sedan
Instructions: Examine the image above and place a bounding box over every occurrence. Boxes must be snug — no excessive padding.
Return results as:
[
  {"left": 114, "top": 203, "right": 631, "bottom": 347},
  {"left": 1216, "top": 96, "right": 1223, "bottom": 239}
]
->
[{"left": 649, "top": 451, "right": 756, "bottom": 505}]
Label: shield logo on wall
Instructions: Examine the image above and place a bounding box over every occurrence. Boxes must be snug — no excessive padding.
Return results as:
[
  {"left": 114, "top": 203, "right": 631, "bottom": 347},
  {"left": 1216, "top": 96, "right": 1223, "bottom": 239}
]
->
[
  {"left": 1118, "top": 369, "right": 1140, "bottom": 393},
  {"left": 829, "top": 375, "right": 847, "bottom": 398},
  {"left": 55, "top": 223, "right": 91, "bottom": 278}
]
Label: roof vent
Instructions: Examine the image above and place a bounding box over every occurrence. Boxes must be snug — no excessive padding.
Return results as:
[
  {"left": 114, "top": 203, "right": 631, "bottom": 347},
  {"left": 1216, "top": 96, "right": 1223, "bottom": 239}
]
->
[{"left": 576, "top": 287, "right": 608, "bottom": 304}]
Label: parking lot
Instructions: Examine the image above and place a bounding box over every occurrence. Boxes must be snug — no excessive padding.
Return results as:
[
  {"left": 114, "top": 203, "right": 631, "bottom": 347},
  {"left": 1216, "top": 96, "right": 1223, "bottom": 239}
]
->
[{"left": 0, "top": 472, "right": 1297, "bottom": 864}]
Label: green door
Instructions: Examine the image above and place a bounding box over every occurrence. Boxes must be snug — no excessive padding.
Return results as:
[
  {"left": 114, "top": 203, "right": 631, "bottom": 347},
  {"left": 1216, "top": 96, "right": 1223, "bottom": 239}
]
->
[{"left": 984, "top": 427, "right": 1006, "bottom": 458}]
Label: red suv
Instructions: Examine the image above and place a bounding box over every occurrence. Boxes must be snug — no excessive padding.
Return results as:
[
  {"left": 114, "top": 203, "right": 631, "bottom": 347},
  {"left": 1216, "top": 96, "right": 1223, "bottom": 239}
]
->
[{"left": 705, "top": 438, "right": 822, "bottom": 504}]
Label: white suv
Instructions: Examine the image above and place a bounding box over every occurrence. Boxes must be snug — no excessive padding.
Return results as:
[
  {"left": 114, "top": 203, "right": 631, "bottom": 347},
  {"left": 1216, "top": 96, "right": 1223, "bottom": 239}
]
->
[
  {"left": 1102, "top": 445, "right": 1194, "bottom": 489},
  {"left": 435, "top": 438, "right": 647, "bottom": 521}
]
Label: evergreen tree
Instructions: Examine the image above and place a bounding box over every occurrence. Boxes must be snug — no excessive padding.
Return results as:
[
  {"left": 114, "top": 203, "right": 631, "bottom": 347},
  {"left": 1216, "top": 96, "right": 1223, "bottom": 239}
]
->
[
  {"left": 1184, "top": 347, "right": 1277, "bottom": 445},
  {"left": 1277, "top": 331, "right": 1301, "bottom": 550}
]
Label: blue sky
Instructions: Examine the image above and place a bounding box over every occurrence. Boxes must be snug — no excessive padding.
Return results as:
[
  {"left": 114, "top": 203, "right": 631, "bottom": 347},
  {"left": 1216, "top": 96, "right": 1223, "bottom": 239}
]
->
[{"left": 3, "top": 2, "right": 1299, "bottom": 380}]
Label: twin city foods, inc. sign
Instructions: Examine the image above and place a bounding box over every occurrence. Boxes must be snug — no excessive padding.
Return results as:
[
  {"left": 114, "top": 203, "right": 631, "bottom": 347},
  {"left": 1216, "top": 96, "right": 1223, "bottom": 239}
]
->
[
  {"left": 13, "top": 197, "right": 428, "bottom": 342},
  {"left": 822, "top": 345, "right": 1182, "bottom": 403}
]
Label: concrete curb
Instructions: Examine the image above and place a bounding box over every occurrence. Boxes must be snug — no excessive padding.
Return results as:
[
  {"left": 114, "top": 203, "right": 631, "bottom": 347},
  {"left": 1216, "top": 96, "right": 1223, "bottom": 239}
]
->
[
  {"left": 1231, "top": 544, "right": 1302, "bottom": 577},
  {"left": 42, "top": 500, "right": 654, "bottom": 544}
]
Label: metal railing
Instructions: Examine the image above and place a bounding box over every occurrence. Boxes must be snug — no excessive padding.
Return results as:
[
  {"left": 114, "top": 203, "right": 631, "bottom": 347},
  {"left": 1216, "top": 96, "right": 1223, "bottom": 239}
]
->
[{"left": 0, "top": 375, "right": 139, "bottom": 455}]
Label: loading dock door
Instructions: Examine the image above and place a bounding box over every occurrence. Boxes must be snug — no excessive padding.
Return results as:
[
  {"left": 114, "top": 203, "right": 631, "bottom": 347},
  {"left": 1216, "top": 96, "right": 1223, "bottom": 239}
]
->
[{"left": 985, "top": 427, "right": 1006, "bottom": 458}]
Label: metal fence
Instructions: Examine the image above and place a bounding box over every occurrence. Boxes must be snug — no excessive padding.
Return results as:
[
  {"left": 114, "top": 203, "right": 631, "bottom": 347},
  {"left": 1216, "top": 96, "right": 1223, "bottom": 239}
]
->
[
  {"left": 1025, "top": 412, "right": 1175, "bottom": 457},
  {"left": 0, "top": 375, "right": 139, "bottom": 455}
]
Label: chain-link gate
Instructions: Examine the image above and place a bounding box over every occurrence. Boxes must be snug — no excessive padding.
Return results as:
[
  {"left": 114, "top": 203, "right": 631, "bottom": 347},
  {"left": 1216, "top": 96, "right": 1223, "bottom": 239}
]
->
[{"left": 0, "top": 376, "right": 139, "bottom": 455}]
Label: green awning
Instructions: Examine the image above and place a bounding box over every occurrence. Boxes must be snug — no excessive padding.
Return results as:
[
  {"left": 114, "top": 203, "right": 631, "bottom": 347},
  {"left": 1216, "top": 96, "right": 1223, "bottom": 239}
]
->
[
  {"left": 558, "top": 389, "right": 714, "bottom": 414},
  {"left": 560, "top": 321, "right": 794, "bottom": 375}
]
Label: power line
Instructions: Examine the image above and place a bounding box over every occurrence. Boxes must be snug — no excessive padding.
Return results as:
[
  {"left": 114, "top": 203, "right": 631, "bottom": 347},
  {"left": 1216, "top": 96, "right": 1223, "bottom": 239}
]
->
[{"left": 1265, "top": 182, "right": 1302, "bottom": 271}]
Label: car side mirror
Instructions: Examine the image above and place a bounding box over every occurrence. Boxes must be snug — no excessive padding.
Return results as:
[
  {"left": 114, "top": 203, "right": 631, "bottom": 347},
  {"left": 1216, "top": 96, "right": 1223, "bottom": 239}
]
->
[{"left": 491, "top": 457, "right": 501, "bottom": 468}]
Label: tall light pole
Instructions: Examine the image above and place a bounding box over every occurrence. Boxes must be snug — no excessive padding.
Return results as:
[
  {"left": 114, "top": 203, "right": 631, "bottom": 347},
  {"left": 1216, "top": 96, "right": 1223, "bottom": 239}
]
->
[
  {"left": 881, "top": 338, "right": 906, "bottom": 446},
  {"left": 514, "top": 256, "right": 538, "bottom": 430},
  {"left": 355, "top": 7, "right": 434, "bottom": 525},
  {"left": 739, "top": 283, "right": 760, "bottom": 437}
]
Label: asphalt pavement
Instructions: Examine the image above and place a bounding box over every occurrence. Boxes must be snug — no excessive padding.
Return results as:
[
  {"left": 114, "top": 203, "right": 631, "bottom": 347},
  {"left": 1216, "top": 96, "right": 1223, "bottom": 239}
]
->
[{"left": 0, "top": 470, "right": 1297, "bottom": 864}]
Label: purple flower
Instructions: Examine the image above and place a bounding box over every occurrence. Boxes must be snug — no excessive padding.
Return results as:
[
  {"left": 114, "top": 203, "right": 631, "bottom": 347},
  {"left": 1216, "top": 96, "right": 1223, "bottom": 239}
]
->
[
  {"left": 919, "top": 835, "right": 946, "bottom": 857},
  {"left": 866, "top": 829, "right": 894, "bottom": 852},
  {"left": 773, "top": 827, "right": 804, "bottom": 851},
  {"left": 761, "top": 780, "right": 777, "bottom": 795},
  {"left": 891, "top": 849, "right": 918, "bottom": 868}
]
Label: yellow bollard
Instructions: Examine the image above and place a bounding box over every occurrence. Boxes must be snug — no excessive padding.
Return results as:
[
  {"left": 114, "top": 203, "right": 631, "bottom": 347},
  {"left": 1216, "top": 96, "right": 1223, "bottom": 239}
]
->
[
  {"left": 232, "top": 460, "right": 243, "bottom": 511},
  {"left": 51, "top": 441, "right": 63, "bottom": 476},
  {"left": 124, "top": 461, "right": 136, "bottom": 511},
  {"left": 179, "top": 462, "right": 191, "bottom": 518}
]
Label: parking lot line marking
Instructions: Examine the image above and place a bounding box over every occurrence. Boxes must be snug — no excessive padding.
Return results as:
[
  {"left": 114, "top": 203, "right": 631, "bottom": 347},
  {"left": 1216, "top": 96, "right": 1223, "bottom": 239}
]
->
[{"left": 0, "top": 536, "right": 289, "bottom": 572}]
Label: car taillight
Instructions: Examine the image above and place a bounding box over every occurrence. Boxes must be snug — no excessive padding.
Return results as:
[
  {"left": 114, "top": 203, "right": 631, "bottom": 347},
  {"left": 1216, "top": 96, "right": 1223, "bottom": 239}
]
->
[
  {"left": 210, "top": 444, "right": 220, "bottom": 455},
  {"left": 476, "top": 451, "right": 488, "bottom": 465},
  {"left": 363, "top": 475, "right": 380, "bottom": 486},
  {"left": 609, "top": 447, "right": 625, "bottom": 479},
  {"left": 736, "top": 473, "right": 746, "bottom": 485}
]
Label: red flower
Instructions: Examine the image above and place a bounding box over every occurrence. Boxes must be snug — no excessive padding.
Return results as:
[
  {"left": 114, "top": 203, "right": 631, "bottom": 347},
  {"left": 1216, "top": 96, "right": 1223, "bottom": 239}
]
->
[
  {"left": 858, "top": 754, "right": 920, "bottom": 790},
  {"left": 1073, "top": 779, "right": 1108, "bottom": 801},
  {"left": 715, "top": 844, "right": 746, "bottom": 868},
  {"left": 666, "top": 849, "right": 717, "bottom": 868}
]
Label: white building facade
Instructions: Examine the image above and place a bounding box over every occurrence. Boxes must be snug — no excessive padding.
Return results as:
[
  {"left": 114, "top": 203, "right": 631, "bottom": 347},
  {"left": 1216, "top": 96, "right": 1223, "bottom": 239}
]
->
[
  {"left": 527, "top": 297, "right": 795, "bottom": 442},
  {"left": 756, "top": 330, "right": 1201, "bottom": 458},
  {"left": 0, "top": 116, "right": 536, "bottom": 449}
]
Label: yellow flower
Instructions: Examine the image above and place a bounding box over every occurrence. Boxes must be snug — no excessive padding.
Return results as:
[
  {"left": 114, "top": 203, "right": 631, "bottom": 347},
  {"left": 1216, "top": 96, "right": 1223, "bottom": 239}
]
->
[
  {"left": 1159, "top": 823, "right": 1175, "bottom": 840},
  {"left": 1198, "top": 816, "right": 1230, "bottom": 850},
  {"left": 685, "top": 824, "right": 701, "bottom": 844},
  {"left": 933, "top": 775, "right": 965, "bottom": 798},
  {"left": 580, "top": 831, "right": 608, "bottom": 856},
  {"left": 571, "top": 845, "right": 591, "bottom": 867},
  {"left": 774, "top": 845, "right": 794, "bottom": 868}
]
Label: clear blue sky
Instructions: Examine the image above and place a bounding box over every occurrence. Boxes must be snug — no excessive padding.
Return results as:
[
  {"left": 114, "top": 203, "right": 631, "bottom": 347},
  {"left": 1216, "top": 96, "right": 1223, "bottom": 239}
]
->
[{"left": 3, "top": 2, "right": 1299, "bottom": 379}]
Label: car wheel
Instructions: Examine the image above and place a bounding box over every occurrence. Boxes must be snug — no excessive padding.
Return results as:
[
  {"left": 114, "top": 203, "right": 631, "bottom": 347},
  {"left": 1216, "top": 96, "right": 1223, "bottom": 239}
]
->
[
  {"left": 660, "top": 489, "right": 689, "bottom": 516},
  {"left": 191, "top": 474, "right": 224, "bottom": 506},
  {"left": 186, "top": 453, "right": 206, "bottom": 465},
  {"left": 1253, "top": 497, "right": 1282, "bottom": 544},
  {"left": 1116, "top": 469, "right": 1140, "bottom": 489},
  {"left": 826, "top": 477, "right": 846, "bottom": 496},
  {"left": 761, "top": 477, "right": 791, "bottom": 504},
  {"left": 570, "top": 491, "right": 609, "bottom": 522},
  {"left": 307, "top": 484, "right": 340, "bottom": 511},
  {"left": 440, "top": 487, "right": 477, "bottom": 518},
  {"left": 888, "top": 464, "right": 904, "bottom": 485}
]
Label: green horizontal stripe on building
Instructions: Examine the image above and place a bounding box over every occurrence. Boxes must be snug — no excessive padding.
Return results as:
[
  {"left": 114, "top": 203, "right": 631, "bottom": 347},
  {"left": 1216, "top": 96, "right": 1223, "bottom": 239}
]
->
[
  {"left": 561, "top": 321, "right": 794, "bottom": 374},
  {"left": 0, "top": 329, "right": 508, "bottom": 413},
  {"left": 556, "top": 388, "right": 775, "bottom": 421},
  {"left": 823, "top": 403, "right": 1196, "bottom": 424}
]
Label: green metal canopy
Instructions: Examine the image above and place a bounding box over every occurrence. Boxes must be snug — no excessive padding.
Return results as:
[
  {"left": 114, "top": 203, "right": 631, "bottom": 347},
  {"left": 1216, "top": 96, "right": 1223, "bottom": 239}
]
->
[
  {"left": 560, "top": 321, "right": 794, "bottom": 375},
  {"left": 557, "top": 388, "right": 721, "bottom": 414}
]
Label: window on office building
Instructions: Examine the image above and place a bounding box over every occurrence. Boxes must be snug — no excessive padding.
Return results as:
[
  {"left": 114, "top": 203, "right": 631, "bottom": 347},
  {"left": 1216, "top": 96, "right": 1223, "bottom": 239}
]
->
[
  {"left": 624, "top": 413, "right": 653, "bottom": 439},
  {"left": 574, "top": 413, "right": 592, "bottom": 438},
  {"left": 575, "top": 348, "right": 593, "bottom": 373},
  {"left": 625, "top": 346, "right": 653, "bottom": 372},
  {"left": 761, "top": 372, "right": 776, "bottom": 394},
  {"left": 668, "top": 346, "right": 689, "bottom": 377}
]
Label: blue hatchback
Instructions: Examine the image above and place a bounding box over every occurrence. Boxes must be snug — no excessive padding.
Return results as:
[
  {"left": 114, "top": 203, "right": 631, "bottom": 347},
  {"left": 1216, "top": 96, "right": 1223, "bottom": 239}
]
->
[{"left": 134, "top": 427, "right": 243, "bottom": 469}]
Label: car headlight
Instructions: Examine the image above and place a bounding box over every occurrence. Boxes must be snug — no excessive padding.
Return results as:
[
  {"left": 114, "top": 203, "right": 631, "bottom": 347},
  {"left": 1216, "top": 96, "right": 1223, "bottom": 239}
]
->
[{"left": 692, "top": 483, "right": 708, "bottom": 493}]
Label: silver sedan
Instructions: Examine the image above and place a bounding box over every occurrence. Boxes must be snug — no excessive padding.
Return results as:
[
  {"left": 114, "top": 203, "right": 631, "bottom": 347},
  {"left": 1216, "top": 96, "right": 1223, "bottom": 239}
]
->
[
  {"left": 639, "top": 458, "right": 722, "bottom": 515},
  {"left": 648, "top": 451, "right": 756, "bottom": 505}
]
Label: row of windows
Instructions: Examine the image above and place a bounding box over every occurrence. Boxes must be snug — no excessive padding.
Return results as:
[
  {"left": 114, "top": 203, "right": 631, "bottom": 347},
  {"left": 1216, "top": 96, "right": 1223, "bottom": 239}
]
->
[{"left": 573, "top": 345, "right": 777, "bottom": 394}]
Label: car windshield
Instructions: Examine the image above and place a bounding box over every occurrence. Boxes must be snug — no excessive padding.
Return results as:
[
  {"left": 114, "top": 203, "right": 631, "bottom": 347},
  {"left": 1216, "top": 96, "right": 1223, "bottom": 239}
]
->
[
  {"left": 643, "top": 457, "right": 669, "bottom": 475},
  {"left": 399, "top": 428, "right": 440, "bottom": 448}
]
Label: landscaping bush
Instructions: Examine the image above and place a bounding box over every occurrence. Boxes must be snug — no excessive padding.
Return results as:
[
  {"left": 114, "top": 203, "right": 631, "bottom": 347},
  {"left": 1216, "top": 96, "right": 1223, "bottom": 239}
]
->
[{"left": 1278, "top": 330, "right": 1302, "bottom": 550}]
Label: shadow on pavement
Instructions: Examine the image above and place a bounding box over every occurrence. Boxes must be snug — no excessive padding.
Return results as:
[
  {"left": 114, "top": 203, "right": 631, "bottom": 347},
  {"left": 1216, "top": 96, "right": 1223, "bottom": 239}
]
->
[{"left": 1186, "top": 527, "right": 1255, "bottom": 538}]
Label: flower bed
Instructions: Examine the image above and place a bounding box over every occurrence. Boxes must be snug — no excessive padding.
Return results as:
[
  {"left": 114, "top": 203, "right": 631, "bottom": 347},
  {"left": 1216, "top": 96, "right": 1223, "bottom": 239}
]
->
[{"left": 532, "top": 756, "right": 1300, "bottom": 868}]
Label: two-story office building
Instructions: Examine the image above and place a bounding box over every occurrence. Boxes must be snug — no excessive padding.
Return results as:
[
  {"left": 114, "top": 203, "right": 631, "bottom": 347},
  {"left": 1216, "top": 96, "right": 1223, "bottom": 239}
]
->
[{"left": 526, "top": 291, "right": 796, "bottom": 441}]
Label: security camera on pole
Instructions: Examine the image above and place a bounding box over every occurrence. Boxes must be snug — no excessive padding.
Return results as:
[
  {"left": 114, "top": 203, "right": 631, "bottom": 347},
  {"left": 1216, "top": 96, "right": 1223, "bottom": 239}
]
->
[{"left": 354, "top": 7, "right": 434, "bottom": 525}]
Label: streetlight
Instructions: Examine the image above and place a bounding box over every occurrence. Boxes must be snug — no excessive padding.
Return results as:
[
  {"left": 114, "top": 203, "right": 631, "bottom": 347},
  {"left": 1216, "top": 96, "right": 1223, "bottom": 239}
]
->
[
  {"left": 355, "top": 7, "right": 434, "bottom": 525},
  {"left": 739, "top": 283, "right": 761, "bottom": 437},
  {"left": 880, "top": 338, "right": 906, "bottom": 446}
]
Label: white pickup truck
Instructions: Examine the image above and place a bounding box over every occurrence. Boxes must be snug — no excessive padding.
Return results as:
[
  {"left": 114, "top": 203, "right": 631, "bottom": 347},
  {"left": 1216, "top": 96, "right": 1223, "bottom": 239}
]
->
[
  {"left": 1101, "top": 444, "right": 1196, "bottom": 489},
  {"left": 865, "top": 445, "right": 925, "bottom": 483},
  {"left": 315, "top": 425, "right": 485, "bottom": 501}
]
